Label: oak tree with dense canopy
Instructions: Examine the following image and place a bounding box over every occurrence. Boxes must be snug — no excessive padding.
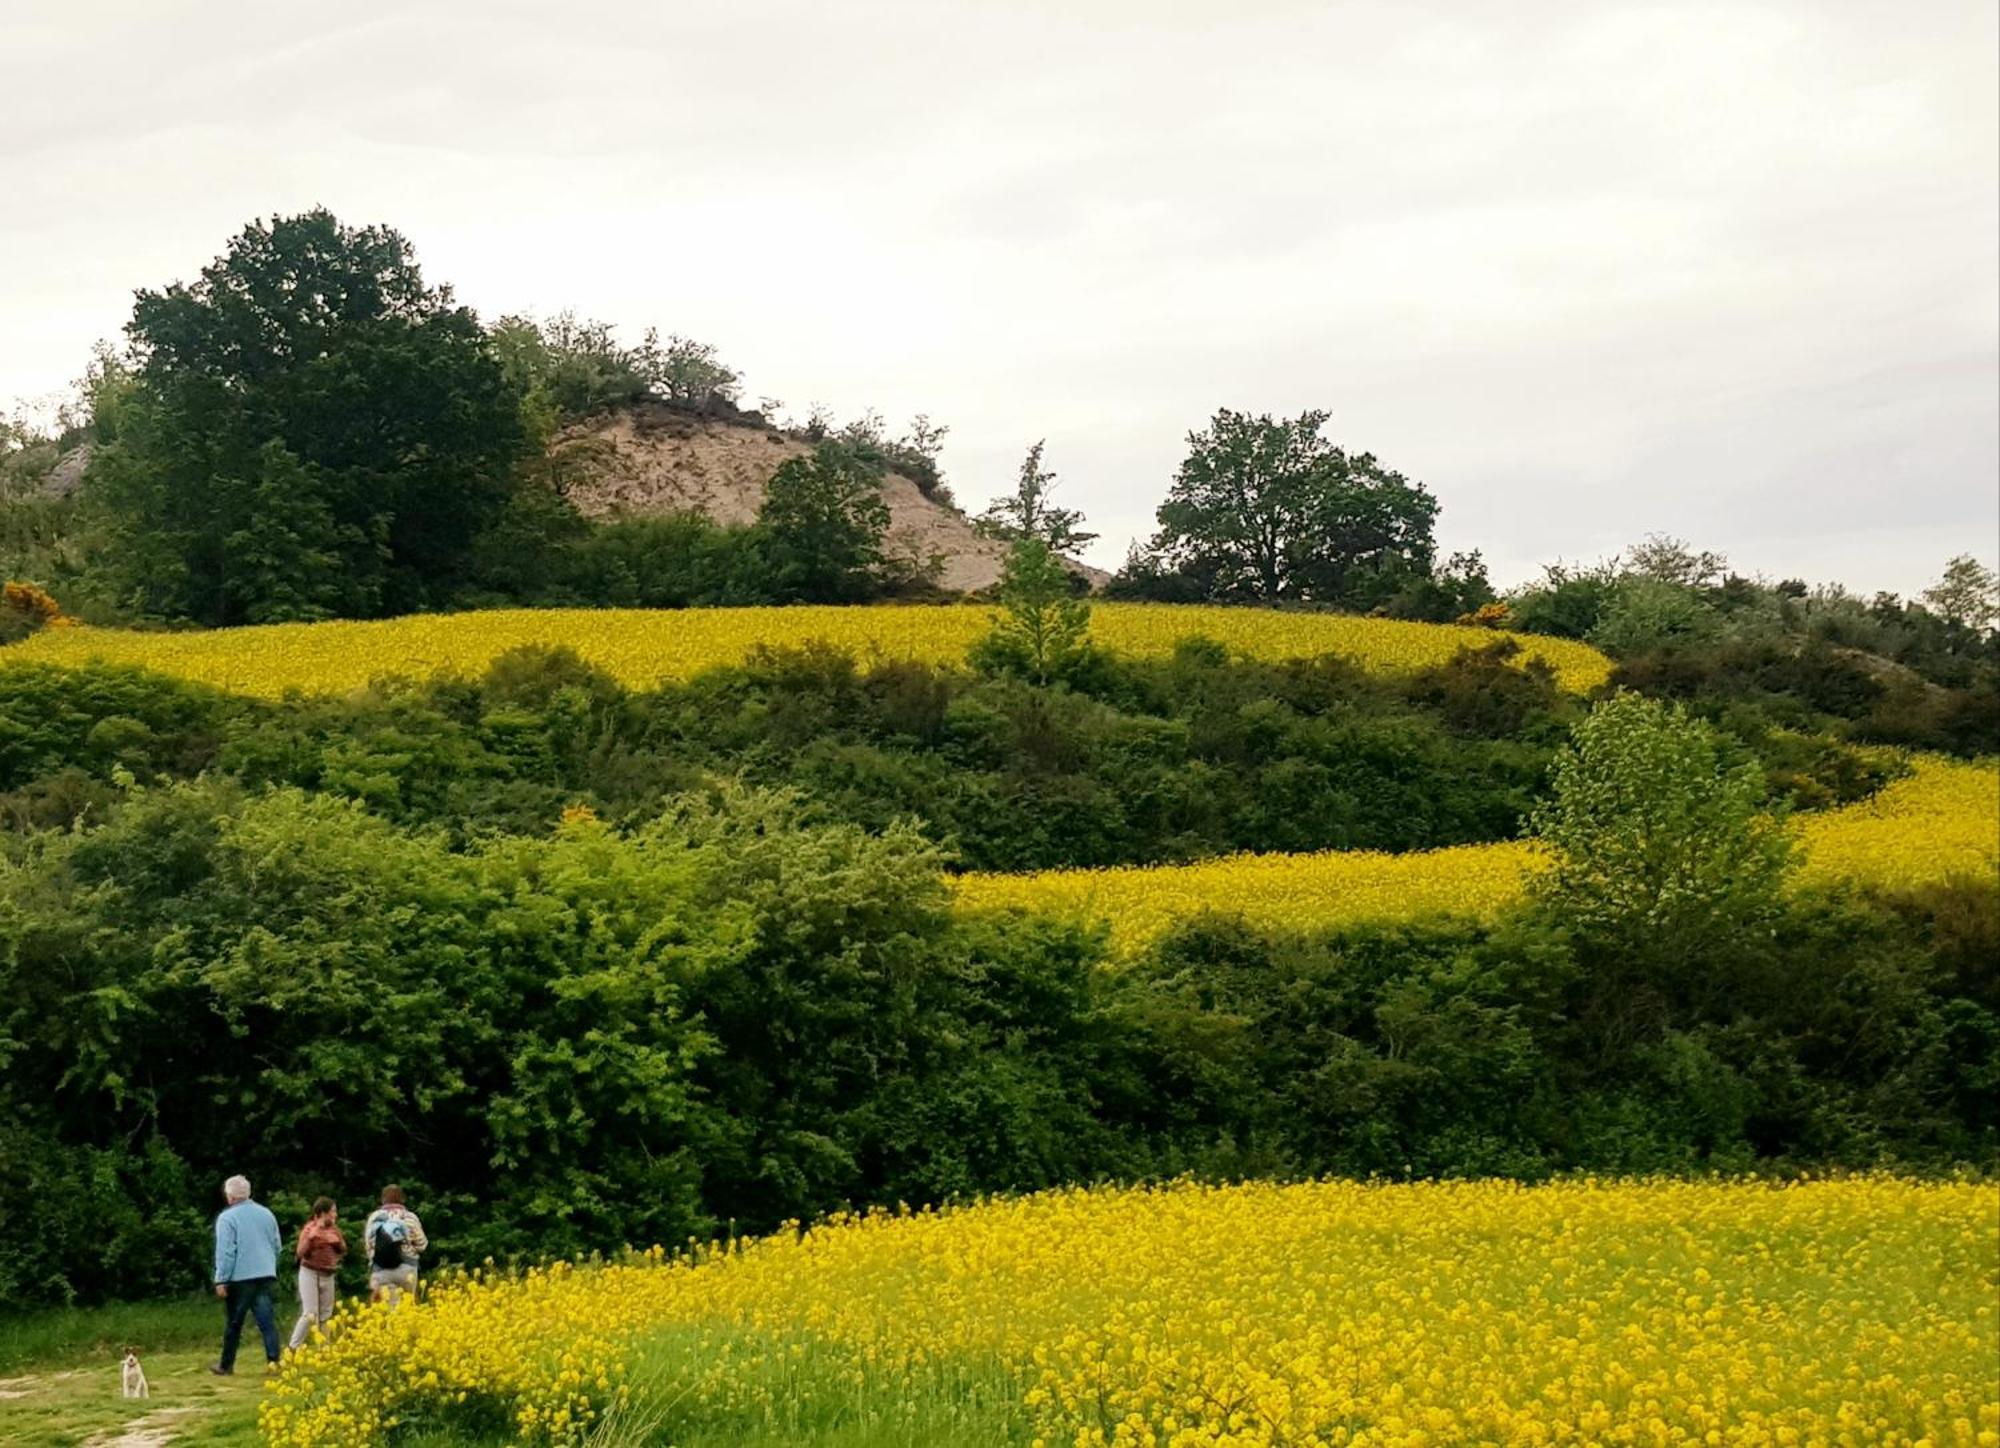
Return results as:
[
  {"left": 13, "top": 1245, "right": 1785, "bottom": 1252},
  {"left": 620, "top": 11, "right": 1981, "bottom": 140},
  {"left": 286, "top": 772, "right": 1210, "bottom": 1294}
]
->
[
  {"left": 1149, "top": 408, "right": 1438, "bottom": 604},
  {"left": 87, "top": 209, "right": 528, "bottom": 624}
]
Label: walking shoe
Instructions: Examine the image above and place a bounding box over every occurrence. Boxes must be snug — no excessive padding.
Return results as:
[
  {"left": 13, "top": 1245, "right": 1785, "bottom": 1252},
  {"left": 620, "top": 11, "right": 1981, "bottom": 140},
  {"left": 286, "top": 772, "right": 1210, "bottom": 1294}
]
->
[{"left": 208, "top": 1365, "right": 232, "bottom": 1376}]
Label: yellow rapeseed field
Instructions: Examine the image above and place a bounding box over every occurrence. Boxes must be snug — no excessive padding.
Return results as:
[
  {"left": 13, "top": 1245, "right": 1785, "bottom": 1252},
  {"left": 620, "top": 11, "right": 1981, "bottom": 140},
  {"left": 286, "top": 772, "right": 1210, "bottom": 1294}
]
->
[
  {"left": 1795, "top": 754, "right": 2000, "bottom": 892},
  {"left": 0, "top": 604, "right": 1616, "bottom": 696},
  {"left": 260, "top": 1176, "right": 1998, "bottom": 1448},
  {"left": 953, "top": 756, "right": 2000, "bottom": 952}
]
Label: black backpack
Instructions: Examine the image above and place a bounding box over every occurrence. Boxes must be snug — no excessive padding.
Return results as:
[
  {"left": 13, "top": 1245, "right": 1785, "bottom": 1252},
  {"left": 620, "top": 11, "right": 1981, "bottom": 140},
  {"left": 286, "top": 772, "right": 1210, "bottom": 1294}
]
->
[{"left": 369, "top": 1215, "right": 407, "bottom": 1270}]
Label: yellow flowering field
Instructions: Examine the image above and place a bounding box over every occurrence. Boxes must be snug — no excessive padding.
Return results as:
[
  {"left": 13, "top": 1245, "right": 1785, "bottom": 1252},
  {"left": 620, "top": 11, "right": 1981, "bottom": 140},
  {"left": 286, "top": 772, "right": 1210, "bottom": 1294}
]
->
[
  {"left": 1795, "top": 754, "right": 2000, "bottom": 892},
  {"left": 955, "top": 838, "right": 1540, "bottom": 952},
  {"left": 0, "top": 603, "right": 1615, "bottom": 696},
  {"left": 261, "top": 1176, "right": 1998, "bottom": 1448},
  {"left": 954, "top": 756, "right": 2000, "bottom": 952}
]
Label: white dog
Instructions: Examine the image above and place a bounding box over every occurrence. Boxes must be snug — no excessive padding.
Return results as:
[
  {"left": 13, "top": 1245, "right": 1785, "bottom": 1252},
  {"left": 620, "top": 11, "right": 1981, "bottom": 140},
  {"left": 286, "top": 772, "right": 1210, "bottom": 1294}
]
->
[{"left": 120, "top": 1349, "right": 148, "bottom": 1400}]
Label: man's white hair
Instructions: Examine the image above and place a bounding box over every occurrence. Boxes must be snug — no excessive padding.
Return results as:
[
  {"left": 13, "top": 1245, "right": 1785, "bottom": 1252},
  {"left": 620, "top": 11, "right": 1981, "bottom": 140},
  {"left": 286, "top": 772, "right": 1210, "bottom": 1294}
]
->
[{"left": 223, "top": 1175, "right": 251, "bottom": 1202}]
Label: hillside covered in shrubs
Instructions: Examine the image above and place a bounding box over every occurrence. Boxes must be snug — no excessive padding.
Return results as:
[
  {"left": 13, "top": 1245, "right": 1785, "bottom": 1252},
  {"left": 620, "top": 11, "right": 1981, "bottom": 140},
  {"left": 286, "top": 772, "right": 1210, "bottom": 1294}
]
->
[{"left": 0, "top": 209, "right": 1994, "bottom": 1311}]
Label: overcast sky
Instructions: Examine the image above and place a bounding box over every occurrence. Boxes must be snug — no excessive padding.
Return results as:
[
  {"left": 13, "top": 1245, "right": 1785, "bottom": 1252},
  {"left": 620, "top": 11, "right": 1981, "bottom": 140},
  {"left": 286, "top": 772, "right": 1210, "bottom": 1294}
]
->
[{"left": 3, "top": 0, "right": 1995, "bottom": 594}]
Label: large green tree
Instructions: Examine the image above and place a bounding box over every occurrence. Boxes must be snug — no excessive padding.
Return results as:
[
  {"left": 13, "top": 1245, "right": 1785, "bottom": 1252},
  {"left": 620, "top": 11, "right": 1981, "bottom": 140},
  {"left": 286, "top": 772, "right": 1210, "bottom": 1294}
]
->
[
  {"left": 86, "top": 210, "right": 528, "bottom": 624},
  {"left": 756, "top": 442, "right": 891, "bottom": 603},
  {"left": 1148, "top": 408, "right": 1438, "bottom": 603}
]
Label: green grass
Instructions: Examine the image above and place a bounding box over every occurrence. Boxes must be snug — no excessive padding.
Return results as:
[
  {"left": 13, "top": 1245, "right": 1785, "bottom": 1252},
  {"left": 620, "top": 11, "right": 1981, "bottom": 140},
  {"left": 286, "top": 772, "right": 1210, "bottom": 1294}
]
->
[
  {"left": 599, "top": 1325, "right": 1033, "bottom": 1447},
  {"left": 0, "top": 1297, "right": 224, "bottom": 1375},
  {"left": 0, "top": 1302, "right": 1035, "bottom": 1447},
  {"left": 0, "top": 1298, "right": 267, "bottom": 1446}
]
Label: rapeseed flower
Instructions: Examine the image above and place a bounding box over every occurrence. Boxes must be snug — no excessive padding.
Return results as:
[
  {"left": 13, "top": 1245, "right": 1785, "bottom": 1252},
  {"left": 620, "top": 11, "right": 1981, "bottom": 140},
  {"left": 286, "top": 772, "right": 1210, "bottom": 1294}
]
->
[
  {"left": 261, "top": 1176, "right": 1999, "bottom": 1447},
  {"left": 4, "top": 603, "right": 1614, "bottom": 696}
]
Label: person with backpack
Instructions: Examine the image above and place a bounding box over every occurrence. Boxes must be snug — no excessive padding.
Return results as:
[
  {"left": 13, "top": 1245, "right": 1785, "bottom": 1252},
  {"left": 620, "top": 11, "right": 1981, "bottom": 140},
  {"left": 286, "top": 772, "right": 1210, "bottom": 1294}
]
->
[
  {"left": 287, "top": 1197, "right": 346, "bottom": 1349},
  {"left": 209, "top": 1174, "right": 283, "bottom": 1375},
  {"left": 361, "top": 1184, "right": 428, "bottom": 1306}
]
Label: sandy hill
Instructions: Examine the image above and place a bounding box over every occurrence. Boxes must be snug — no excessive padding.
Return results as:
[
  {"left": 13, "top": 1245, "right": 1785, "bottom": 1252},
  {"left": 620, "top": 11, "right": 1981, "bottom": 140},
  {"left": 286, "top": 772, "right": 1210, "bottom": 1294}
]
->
[{"left": 557, "top": 402, "right": 1107, "bottom": 594}]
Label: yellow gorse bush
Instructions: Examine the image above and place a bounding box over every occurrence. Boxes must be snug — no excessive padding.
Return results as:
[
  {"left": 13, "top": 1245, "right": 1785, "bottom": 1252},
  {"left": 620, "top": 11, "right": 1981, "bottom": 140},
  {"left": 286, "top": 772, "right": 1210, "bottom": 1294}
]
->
[
  {"left": 955, "top": 755, "right": 2000, "bottom": 953},
  {"left": 261, "top": 1176, "right": 1999, "bottom": 1448},
  {"left": 1, "top": 603, "right": 1615, "bottom": 696}
]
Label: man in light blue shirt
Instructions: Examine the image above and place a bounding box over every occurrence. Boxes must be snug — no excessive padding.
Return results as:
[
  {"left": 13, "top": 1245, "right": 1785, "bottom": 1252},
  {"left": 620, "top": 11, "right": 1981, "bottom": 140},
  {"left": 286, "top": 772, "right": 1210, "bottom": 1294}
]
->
[{"left": 210, "top": 1174, "right": 283, "bottom": 1374}]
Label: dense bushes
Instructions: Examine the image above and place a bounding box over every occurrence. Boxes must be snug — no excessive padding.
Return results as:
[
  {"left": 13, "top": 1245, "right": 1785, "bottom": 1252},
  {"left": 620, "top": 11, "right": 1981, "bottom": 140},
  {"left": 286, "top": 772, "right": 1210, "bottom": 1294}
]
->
[
  {"left": 0, "top": 643, "right": 1899, "bottom": 868},
  {"left": 1113, "top": 878, "right": 1998, "bottom": 1179},
  {"left": 0, "top": 645, "right": 1567, "bottom": 868},
  {"left": 0, "top": 780, "right": 1128, "bottom": 1303},
  {"left": 1498, "top": 542, "right": 2000, "bottom": 757},
  {"left": 0, "top": 767, "right": 1990, "bottom": 1306},
  {"left": 1613, "top": 636, "right": 2000, "bottom": 758},
  {"left": 0, "top": 644, "right": 1987, "bottom": 1308}
]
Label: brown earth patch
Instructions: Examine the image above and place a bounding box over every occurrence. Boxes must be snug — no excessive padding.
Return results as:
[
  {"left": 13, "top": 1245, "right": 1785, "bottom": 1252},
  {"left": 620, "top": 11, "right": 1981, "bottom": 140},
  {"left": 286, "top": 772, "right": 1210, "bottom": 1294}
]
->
[{"left": 558, "top": 404, "right": 1107, "bottom": 595}]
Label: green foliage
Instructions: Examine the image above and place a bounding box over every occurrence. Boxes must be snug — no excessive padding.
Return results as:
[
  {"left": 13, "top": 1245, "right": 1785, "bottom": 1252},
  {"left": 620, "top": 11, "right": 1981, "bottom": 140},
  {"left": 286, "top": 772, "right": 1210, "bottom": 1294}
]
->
[
  {"left": 1504, "top": 539, "right": 1999, "bottom": 756},
  {"left": 0, "top": 661, "right": 230, "bottom": 794},
  {"left": 971, "top": 538, "right": 1095, "bottom": 686},
  {"left": 558, "top": 513, "right": 769, "bottom": 608},
  {"left": 490, "top": 311, "right": 654, "bottom": 427},
  {"left": 1504, "top": 559, "right": 1621, "bottom": 640},
  {"left": 0, "top": 652, "right": 1988, "bottom": 1305},
  {"left": 461, "top": 503, "right": 914, "bottom": 612},
  {"left": 756, "top": 443, "right": 892, "bottom": 603},
  {"left": 1144, "top": 408, "right": 1439, "bottom": 604},
  {"left": 82, "top": 210, "right": 529, "bottom": 625},
  {"left": 0, "top": 430, "right": 108, "bottom": 620},
  {"left": 1529, "top": 691, "right": 1795, "bottom": 962},
  {"left": 639, "top": 332, "right": 742, "bottom": 408},
  {"left": 490, "top": 313, "right": 741, "bottom": 427},
  {"left": 1110, "top": 881, "right": 1998, "bottom": 1179},
  {"left": 812, "top": 410, "right": 951, "bottom": 501},
  {"left": 0, "top": 638, "right": 1897, "bottom": 875},
  {"left": 216, "top": 441, "right": 362, "bottom": 623},
  {"left": 0, "top": 644, "right": 1628, "bottom": 870},
  {"left": 1586, "top": 576, "right": 1720, "bottom": 654},
  {"left": 0, "top": 781, "right": 721, "bottom": 1293},
  {"left": 0, "top": 776, "right": 1135, "bottom": 1304},
  {"left": 1374, "top": 549, "right": 1498, "bottom": 623},
  {"left": 1921, "top": 553, "right": 2000, "bottom": 634},
  {"left": 1408, "top": 640, "right": 1563, "bottom": 740},
  {"left": 976, "top": 441, "right": 1095, "bottom": 553}
]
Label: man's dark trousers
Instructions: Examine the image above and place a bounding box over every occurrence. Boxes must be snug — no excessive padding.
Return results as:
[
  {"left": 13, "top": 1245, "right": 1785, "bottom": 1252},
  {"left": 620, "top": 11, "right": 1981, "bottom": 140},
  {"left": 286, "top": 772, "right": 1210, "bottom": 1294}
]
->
[{"left": 219, "top": 1277, "right": 280, "bottom": 1371}]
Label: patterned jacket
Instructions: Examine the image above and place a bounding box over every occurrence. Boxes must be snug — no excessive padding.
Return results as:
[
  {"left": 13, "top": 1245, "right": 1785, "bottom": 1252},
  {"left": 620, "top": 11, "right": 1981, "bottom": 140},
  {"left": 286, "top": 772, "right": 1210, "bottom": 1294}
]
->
[{"left": 295, "top": 1217, "right": 347, "bottom": 1274}]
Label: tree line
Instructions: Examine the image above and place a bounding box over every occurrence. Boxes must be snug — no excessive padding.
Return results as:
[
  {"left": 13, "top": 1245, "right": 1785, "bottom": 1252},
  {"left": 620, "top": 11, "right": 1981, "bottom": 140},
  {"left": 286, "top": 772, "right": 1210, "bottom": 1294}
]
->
[
  {"left": 0, "top": 209, "right": 1462, "bottom": 629},
  {"left": 2, "top": 207, "right": 1994, "bottom": 706}
]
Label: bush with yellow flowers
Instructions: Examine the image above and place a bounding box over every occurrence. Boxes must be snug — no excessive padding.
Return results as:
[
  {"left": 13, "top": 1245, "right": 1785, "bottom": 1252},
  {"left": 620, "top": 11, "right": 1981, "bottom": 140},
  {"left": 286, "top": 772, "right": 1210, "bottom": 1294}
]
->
[
  {"left": 0, "top": 579, "right": 68, "bottom": 643},
  {"left": 261, "top": 1261, "right": 634, "bottom": 1445},
  {"left": 262, "top": 1176, "right": 1998, "bottom": 1448},
  {"left": 1455, "top": 600, "right": 1512, "bottom": 628}
]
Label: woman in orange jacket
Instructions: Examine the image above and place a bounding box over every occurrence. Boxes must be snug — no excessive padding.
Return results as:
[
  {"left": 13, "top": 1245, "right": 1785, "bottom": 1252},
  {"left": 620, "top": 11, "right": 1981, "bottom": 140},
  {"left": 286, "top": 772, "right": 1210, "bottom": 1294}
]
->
[{"left": 287, "top": 1198, "right": 347, "bottom": 1351}]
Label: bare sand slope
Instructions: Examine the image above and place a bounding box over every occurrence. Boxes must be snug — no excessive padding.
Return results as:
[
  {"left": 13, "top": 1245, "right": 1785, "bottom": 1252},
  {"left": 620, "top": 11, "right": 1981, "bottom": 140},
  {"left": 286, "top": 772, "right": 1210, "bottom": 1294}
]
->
[{"left": 559, "top": 405, "right": 1107, "bottom": 594}]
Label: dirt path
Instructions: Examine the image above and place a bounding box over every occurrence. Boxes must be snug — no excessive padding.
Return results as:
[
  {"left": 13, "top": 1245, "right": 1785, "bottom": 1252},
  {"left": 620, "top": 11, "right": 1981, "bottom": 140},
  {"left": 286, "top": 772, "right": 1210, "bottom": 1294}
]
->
[{"left": 82, "top": 1405, "right": 199, "bottom": 1448}]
